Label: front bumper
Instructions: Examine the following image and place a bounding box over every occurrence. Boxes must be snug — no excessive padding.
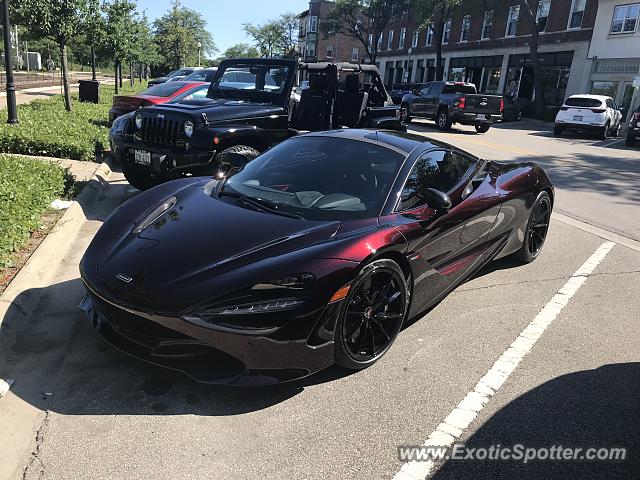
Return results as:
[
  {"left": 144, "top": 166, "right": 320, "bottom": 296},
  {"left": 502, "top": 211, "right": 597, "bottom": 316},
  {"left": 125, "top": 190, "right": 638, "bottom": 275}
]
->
[
  {"left": 453, "top": 112, "right": 501, "bottom": 125},
  {"left": 80, "top": 285, "right": 337, "bottom": 385},
  {"left": 111, "top": 136, "right": 216, "bottom": 172}
]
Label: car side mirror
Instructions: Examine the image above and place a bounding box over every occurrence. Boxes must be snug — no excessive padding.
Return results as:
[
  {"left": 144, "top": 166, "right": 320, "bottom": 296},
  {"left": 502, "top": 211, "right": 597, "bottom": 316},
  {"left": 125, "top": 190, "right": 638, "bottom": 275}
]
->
[{"left": 426, "top": 188, "right": 452, "bottom": 211}]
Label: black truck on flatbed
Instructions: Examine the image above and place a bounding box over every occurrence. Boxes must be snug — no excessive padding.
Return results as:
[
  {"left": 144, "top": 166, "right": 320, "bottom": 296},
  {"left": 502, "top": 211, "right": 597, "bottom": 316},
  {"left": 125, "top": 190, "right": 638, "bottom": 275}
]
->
[
  {"left": 400, "top": 81, "right": 504, "bottom": 133},
  {"left": 110, "top": 58, "right": 404, "bottom": 190}
]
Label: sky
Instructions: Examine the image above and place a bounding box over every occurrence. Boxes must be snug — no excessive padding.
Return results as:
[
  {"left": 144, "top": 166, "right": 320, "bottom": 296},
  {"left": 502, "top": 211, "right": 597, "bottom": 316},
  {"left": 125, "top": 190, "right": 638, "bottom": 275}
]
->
[{"left": 136, "top": 0, "right": 311, "bottom": 55}]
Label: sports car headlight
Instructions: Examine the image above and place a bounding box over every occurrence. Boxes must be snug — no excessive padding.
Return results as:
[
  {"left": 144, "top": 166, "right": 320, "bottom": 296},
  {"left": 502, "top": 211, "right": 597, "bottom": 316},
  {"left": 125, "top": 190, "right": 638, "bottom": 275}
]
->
[
  {"left": 135, "top": 113, "right": 143, "bottom": 130},
  {"left": 184, "top": 120, "right": 194, "bottom": 137},
  {"left": 183, "top": 274, "right": 315, "bottom": 328}
]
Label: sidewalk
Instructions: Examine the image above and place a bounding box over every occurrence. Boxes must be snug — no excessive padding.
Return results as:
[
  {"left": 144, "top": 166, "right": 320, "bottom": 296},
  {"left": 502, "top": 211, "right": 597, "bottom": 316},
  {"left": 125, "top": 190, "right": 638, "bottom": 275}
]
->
[{"left": 0, "top": 77, "right": 115, "bottom": 108}]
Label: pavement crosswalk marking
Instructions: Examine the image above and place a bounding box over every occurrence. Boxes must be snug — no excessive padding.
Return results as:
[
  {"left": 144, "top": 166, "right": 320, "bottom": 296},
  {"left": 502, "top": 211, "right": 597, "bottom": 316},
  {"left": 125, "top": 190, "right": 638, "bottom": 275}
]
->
[{"left": 392, "top": 241, "right": 616, "bottom": 480}]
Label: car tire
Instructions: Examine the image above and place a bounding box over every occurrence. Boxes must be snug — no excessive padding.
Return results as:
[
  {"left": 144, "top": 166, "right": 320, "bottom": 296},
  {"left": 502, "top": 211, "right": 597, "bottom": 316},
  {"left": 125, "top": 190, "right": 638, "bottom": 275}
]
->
[
  {"left": 627, "top": 134, "right": 636, "bottom": 147},
  {"left": 553, "top": 126, "right": 563, "bottom": 137},
  {"left": 611, "top": 121, "right": 620, "bottom": 138},
  {"left": 122, "top": 162, "right": 163, "bottom": 191},
  {"left": 401, "top": 103, "right": 412, "bottom": 123},
  {"left": 215, "top": 145, "right": 261, "bottom": 173},
  {"left": 512, "top": 191, "right": 552, "bottom": 264},
  {"left": 334, "top": 259, "right": 409, "bottom": 370},
  {"left": 475, "top": 123, "right": 490, "bottom": 134},
  {"left": 436, "top": 110, "right": 452, "bottom": 130},
  {"left": 599, "top": 122, "right": 610, "bottom": 140}
]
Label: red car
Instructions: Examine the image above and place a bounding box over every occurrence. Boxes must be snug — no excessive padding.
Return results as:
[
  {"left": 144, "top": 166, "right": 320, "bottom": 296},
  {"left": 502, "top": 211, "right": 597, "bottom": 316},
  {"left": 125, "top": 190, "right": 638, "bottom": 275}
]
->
[{"left": 108, "top": 81, "right": 207, "bottom": 125}]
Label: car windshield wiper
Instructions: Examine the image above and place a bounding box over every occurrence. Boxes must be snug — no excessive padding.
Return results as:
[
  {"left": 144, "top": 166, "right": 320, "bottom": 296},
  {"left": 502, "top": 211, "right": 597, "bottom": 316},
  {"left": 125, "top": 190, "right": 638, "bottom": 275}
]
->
[{"left": 218, "top": 190, "right": 303, "bottom": 219}]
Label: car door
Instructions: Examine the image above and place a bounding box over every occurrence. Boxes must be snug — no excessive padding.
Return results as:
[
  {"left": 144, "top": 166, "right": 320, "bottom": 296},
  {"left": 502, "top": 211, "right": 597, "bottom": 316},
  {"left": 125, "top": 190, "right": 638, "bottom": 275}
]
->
[
  {"left": 423, "top": 82, "right": 442, "bottom": 118},
  {"left": 387, "top": 149, "right": 498, "bottom": 315},
  {"left": 412, "top": 83, "right": 431, "bottom": 116}
]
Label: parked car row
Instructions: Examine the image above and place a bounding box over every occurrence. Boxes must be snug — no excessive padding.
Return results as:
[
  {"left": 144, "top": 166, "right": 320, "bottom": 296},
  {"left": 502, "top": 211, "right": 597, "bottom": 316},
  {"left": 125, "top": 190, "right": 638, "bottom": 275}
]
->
[
  {"left": 554, "top": 94, "right": 624, "bottom": 140},
  {"left": 110, "top": 58, "right": 405, "bottom": 191}
]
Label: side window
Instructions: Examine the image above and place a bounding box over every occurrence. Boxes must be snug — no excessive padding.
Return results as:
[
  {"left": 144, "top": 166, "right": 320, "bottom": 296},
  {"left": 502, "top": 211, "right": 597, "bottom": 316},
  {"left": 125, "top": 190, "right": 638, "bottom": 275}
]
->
[
  {"left": 419, "top": 83, "right": 431, "bottom": 95},
  {"left": 430, "top": 82, "right": 443, "bottom": 95},
  {"left": 397, "top": 150, "right": 475, "bottom": 211}
]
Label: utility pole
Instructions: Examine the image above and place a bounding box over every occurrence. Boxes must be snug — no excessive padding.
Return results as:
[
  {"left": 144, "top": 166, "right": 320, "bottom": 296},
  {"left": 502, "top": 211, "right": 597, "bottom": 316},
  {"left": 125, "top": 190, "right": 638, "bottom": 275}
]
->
[{"left": 2, "top": 0, "right": 18, "bottom": 124}]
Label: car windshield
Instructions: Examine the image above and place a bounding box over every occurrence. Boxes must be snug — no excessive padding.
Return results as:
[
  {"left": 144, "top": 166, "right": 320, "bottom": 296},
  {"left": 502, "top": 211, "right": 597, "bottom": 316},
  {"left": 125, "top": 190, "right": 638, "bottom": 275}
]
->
[
  {"left": 565, "top": 97, "right": 603, "bottom": 108},
  {"left": 167, "top": 84, "right": 210, "bottom": 103},
  {"left": 184, "top": 69, "right": 217, "bottom": 82},
  {"left": 220, "top": 136, "right": 406, "bottom": 221},
  {"left": 140, "top": 83, "right": 186, "bottom": 97},
  {"left": 443, "top": 83, "right": 477, "bottom": 94},
  {"left": 165, "top": 70, "right": 178, "bottom": 78},
  {"left": 208, "top": 63, "right": 290, "bottom": 100},
  {"left": 173, "top": 69, "right": 193, "bottom": 77}
]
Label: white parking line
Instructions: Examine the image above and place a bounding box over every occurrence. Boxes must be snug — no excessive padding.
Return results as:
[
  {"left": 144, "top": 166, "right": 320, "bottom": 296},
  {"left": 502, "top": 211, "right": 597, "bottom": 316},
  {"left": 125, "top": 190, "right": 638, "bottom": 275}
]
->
[{"left": 393, "top": 241, "right": 616, "bottom": 480}]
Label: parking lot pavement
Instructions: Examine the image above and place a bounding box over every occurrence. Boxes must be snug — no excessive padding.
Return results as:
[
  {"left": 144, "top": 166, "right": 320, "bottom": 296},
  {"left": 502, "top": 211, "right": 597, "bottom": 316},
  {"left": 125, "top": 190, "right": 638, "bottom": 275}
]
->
[
  {"left": 1, "top": 124, "right": 639, "bottom": 480},
  {"left": 407, "top": 119, "right": 640, "bottom": 242}
]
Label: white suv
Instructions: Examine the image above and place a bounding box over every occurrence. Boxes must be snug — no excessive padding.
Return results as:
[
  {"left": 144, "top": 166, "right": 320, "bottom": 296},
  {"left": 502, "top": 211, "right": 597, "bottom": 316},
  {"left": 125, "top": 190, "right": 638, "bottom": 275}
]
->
[{"left": 554, "top": 94, "right": 623, "bottom": 140}]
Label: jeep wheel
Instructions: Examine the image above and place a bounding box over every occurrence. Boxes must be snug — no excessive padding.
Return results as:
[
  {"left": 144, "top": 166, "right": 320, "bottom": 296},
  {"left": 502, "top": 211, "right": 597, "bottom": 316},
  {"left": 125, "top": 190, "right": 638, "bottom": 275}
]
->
[
  {"left": 436, "top": 110, "right": 452, "bottom": 130},
  {"left": 216, "top": 145, "right": 261, "bottom": 176},
  {"left": 122, "top": 162, "right": 163, "bottom": 191},
  {"left": 475, "top": 123, "right": 490, "bottom": 134}
]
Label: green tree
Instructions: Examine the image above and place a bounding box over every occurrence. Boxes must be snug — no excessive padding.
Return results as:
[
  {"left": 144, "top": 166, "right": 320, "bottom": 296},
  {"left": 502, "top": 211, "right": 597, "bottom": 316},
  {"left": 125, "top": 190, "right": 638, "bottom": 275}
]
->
[
  {"left": 278, "top": 13, "right": 300, "bottom": 58},
  {"left": 101, "top": 0, "right": 138, "bottom": 93},
  {"left": 153, "top": 0, "right": 216, "bottom": 69},
  {"left": 221, "top": 43, "right": 260, "bottom": 59},
  {"left": 13, "top": 0, "right": 94, "bottom": 111},
  {"left": 243, "top": 20, "right": 284, "bottom": 58},
  {"left": 321, "top": 0, "right": 407, "bottom": 64},
  {"left": 414, "top": 0, "right": 463, "bottom": 80}
]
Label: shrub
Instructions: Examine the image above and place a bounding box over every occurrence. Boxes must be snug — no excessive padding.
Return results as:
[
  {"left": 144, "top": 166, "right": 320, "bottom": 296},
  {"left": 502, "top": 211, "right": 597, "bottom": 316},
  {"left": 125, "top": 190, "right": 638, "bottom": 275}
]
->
[
  {"left": 0, "top": 155, "right": 71, "bottom": 268},
  {"left": 0, "top": 82, "right": 147, "bottom": 161}
]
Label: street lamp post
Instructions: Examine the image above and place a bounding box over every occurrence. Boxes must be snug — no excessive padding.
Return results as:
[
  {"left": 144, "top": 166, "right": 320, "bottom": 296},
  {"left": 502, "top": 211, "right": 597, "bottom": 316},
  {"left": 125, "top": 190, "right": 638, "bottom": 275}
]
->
[
  {"left": 2, "top": 0, "right": 18, "bottom": 124},
  {"left": 197, "top": 41, "right": 202, "bottom": 67},
  {"left": 405, "top": 47, "right": 413, "bottom": 83}
]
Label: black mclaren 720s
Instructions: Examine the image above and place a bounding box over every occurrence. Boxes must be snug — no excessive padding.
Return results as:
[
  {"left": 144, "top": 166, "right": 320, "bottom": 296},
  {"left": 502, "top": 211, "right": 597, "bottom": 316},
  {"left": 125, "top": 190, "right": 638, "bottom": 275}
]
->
[{"left": 80, "top": 129, "right": 554, "bottom": 385}]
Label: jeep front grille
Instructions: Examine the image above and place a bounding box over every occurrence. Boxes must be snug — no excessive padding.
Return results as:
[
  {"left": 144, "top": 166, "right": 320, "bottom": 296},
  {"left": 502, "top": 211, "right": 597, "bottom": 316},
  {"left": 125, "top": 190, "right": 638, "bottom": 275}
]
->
[{"left": 141, "top": 117, "right": 181, "bottom": 146}]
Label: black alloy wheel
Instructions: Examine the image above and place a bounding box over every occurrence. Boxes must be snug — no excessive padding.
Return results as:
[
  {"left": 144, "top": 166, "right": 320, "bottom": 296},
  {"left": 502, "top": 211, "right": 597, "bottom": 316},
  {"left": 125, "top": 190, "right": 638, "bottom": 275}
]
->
[
  {"left": 401, "top": 104, "right": 412, "bottom": 123},
  {"left": 475, "top": 123, "right": 490, "bottom": 134},
  {"left": 335, "top": 259, "right": 409, "bottom": 370},
  {"left": 437, "top": 110, "right": 452, "bottom": 130},
  {"left": 513, "top": 191, "right": 552, "bottom": 263}
]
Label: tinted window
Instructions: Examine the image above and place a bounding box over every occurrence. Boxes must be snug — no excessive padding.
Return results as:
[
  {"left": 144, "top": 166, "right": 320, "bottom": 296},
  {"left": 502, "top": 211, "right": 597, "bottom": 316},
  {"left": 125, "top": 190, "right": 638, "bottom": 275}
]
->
[
  {"left": 398, "top": 150, "right": 475, "bottom": 211},
  {"left": 443, "top": 83, "right": 477, "bottom": 94},
  {"left": 565, "top": 97, "right": 602, "bottom": 108},
  {"left": 141, "top": 83, "right": 186, "bottom": 97},
  {"left": 222, "top": 137, "right": 405, "bottom": 220},
  {"left": 419, "top": 83, "right": 431, "bottom": 95}
]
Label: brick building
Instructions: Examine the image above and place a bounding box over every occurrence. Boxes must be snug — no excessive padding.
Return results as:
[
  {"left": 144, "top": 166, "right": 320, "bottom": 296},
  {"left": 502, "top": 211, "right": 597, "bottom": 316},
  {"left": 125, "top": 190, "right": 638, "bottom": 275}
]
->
[
  {"left": 376, "top": 0, "right": 599, "bottom": 107},
  {"left": 579, "top": 0, "right": 640, "bottom": 114},
  {"left": 298, "top": 0, "right": 365, "bottom": 65}
]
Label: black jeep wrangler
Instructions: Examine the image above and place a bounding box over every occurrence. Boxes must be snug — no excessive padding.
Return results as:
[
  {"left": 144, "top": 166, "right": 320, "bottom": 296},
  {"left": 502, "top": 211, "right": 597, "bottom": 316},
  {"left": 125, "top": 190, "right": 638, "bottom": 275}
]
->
[{"left": 111, "top": 58, "right": 404, "bottom": 190}]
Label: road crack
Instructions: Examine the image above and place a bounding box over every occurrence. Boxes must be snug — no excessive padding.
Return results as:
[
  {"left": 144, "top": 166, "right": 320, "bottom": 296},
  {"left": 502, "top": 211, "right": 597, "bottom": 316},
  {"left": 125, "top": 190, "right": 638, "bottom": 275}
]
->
[
  {"left": 456, "top": 270, "right": 640, "bottom": 294},
  {"left": 21, "top": 410, "right": 50, "bottom": 480}
]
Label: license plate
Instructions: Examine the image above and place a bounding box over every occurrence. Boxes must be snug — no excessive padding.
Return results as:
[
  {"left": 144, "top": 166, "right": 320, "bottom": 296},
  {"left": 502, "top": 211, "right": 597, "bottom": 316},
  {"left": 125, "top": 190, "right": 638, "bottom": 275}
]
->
[
  {"left": 134, "top": 150, "right": 151, "bottom": 165},
  {"left": 573, "top": 115, "right": 583, "bottom": 121},
  {"left": 476, "top": 114, "right": 486, "bottom": 120}
]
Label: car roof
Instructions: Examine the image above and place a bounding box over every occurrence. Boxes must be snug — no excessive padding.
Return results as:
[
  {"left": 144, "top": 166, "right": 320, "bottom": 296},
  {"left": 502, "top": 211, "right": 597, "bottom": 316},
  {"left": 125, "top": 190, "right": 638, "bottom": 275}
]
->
[
  {"left": 566, "top": 94, "right": 611, "bottom": 101},
  {"left": 300, "top": 129, "right": 453, "bottom": 155}
]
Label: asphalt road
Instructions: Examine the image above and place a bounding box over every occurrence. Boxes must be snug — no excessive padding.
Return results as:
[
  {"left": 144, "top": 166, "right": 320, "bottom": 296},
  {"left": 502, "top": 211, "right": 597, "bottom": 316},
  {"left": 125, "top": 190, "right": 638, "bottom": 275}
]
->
[{"left": 1, "top": 120, "right": 639, "bottom": 480}]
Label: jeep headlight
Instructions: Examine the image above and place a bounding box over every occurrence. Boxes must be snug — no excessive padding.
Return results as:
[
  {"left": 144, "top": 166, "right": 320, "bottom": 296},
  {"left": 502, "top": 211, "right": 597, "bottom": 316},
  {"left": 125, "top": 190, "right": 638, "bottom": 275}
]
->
[
  {"left": 135, "top": 113, "right": 143, "bottom": 130},
  {"left": 184, "top": 120, "right": 194, "bottom": 137}
]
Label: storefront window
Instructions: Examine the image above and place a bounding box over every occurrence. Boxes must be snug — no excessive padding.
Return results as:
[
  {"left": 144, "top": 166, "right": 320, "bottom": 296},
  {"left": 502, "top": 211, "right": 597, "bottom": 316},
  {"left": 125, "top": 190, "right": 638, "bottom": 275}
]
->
[
  {"left": 481, "top": 68, "right": 501, "bottom": 94},
  {"left": 591, "top": 81, "right": 618, "bottom": 98},
  {"left": 449, "top": 67, "right": 466, "bottom": 82}
]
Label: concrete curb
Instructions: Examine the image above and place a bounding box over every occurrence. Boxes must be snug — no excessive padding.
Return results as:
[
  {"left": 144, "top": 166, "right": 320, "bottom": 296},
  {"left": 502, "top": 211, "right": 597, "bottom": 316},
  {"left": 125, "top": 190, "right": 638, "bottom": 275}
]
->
[{"left": 0, "top": 161, "right": 112, "bottom": 331}]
